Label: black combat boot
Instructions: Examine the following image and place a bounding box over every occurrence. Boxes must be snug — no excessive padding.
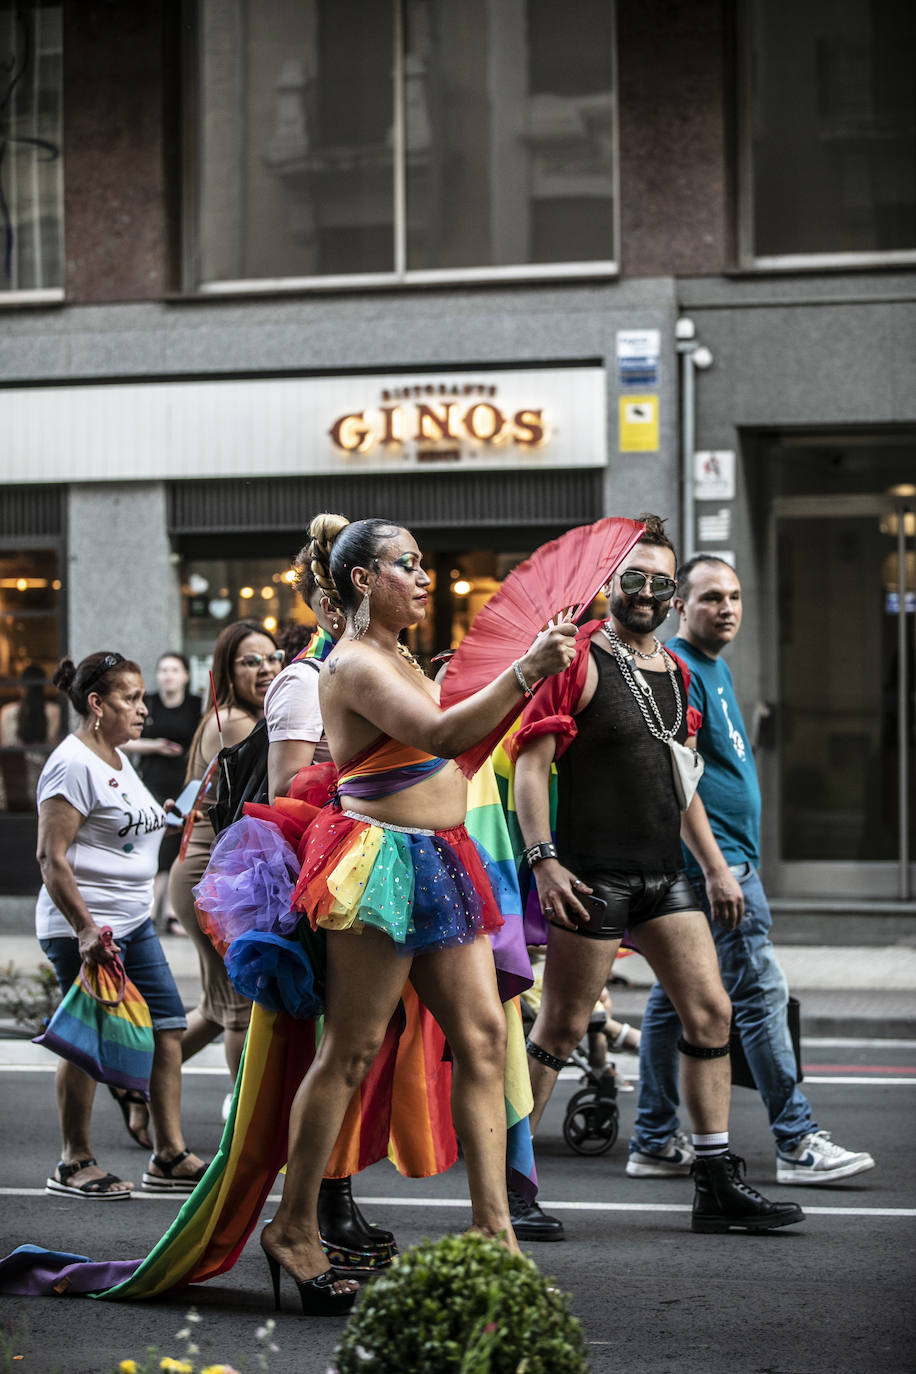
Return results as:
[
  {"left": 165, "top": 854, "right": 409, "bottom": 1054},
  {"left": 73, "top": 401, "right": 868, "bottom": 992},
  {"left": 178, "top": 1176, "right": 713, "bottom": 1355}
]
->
[
  {"left": 318, "top": 1176, "right": 398, "bottom": 1269},
  {"left": 691, "top": 1153, "right": 805, "bottom": 1233},
  {"left": 508, "top": 1185, "right": 566, "bottom": 1241}
]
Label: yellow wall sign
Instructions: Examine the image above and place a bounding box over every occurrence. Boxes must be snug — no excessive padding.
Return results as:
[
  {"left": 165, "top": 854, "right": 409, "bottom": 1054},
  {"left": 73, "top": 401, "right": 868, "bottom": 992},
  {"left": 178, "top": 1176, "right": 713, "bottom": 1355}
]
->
[{"left": 619, "top": 395, "right": 659, "bottom": 452}]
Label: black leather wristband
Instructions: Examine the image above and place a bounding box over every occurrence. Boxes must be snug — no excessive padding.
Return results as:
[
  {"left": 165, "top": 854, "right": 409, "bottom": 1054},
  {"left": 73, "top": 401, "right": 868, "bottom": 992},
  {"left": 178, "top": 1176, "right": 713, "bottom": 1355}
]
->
[{"left": 525, "top": 841, "right": 558, "bottom": 867}]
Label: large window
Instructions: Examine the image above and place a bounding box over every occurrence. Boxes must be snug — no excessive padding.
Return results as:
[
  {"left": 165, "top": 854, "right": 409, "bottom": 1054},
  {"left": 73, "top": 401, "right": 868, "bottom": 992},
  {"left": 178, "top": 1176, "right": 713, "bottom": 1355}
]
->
[
  {"left": 740, "top": 0, "right": 916, "bottom": 266},
  {"left": 191, "top": 0, "right": 617, "bottom": 289},
  {"left": 0, "top": 3, "right": 63, "bottom": 298}
]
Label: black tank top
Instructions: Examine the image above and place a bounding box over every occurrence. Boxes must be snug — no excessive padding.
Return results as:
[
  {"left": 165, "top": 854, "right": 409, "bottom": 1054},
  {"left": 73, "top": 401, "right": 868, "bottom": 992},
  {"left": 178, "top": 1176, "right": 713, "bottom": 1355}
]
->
[{"left": 555, "top": 644, "right": 688, "bottom": 874}]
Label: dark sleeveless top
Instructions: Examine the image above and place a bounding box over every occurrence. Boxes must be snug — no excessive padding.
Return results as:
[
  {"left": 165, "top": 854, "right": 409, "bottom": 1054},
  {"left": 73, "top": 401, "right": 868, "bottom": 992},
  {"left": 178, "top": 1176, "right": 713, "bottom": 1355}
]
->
[{"left": 555, "top": 645, "right": 688, "bottom": 874}]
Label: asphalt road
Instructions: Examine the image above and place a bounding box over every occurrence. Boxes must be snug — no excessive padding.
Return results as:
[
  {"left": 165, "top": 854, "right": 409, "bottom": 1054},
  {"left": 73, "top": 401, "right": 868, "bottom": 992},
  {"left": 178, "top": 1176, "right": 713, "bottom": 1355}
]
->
[{"left": 0, "top": 1038, "right": 914, "bottom": 1374}]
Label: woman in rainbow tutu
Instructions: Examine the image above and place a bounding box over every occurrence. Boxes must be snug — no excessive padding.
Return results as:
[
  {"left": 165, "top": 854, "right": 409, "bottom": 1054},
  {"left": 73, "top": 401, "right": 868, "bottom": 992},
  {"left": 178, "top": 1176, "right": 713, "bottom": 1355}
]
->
[{"left": 246, "top": 517, "right": 576, "bottom": 1315}]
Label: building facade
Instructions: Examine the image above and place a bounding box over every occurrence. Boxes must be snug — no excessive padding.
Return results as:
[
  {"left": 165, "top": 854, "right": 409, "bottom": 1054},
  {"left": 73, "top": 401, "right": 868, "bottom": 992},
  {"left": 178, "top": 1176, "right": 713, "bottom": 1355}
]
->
[{"left": 1, "top": 0, "right": 914, "bottom": 923}]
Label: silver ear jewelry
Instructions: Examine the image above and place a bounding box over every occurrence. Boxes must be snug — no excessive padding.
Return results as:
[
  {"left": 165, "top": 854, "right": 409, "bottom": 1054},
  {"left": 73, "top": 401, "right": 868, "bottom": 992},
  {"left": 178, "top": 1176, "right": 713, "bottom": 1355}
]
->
[
  {"left": 93, "top": 717, "right": 101, "bottom": 732},
  {"left": 352, "top": 592, "right": 371, "bottom": 638}
]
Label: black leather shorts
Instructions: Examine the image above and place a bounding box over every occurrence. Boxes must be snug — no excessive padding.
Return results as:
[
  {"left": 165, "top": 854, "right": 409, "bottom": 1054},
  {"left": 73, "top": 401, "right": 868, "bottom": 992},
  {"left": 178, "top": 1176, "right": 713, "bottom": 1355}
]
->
[{"left": 553, "top": 869, "right": 701, "bottom": 942}]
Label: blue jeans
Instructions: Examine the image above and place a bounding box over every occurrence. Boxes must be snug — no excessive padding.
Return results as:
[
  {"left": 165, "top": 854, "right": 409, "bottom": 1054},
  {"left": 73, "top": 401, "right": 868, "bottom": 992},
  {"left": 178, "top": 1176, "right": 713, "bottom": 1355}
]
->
[
  {"left": 41, "top": 918, "right": 187, "bottom": 1031},
  {"left": 630, "top": 865, "right": 817, "bottom": 1154}
]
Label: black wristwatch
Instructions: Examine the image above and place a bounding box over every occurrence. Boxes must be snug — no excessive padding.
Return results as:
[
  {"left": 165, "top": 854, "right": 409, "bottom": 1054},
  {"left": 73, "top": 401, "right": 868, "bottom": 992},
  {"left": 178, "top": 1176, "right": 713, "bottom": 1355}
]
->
[{"left": 525, "top": 841, "right": 558, "bottom": 867}]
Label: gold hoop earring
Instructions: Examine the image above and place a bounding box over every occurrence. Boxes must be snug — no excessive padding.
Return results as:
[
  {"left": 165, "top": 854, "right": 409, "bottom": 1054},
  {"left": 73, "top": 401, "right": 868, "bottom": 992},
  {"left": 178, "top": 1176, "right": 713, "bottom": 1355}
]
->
[{"left": 352, "top": 593, "right": 371, "bottom": 639}]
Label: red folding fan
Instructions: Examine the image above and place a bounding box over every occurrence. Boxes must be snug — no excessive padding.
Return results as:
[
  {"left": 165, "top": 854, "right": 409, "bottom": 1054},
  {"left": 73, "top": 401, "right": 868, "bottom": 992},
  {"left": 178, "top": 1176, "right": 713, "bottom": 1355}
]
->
[{"left": 440, "top": 516, "right": 645, "bottom": 776}]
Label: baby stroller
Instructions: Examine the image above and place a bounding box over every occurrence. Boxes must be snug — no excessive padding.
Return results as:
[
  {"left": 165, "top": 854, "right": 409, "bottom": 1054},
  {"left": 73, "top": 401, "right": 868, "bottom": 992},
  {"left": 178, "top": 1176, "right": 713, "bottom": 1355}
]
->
[{"left": 522, "top": 1003, "right": 621, "bottom": 1156}]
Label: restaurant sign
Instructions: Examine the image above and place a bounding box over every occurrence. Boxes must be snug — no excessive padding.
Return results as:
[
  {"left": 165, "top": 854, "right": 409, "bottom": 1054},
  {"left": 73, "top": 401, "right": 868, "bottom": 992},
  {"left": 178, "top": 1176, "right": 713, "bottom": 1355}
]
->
[{"left": 0, "top": 367, "right": 606, "bottom": 483}]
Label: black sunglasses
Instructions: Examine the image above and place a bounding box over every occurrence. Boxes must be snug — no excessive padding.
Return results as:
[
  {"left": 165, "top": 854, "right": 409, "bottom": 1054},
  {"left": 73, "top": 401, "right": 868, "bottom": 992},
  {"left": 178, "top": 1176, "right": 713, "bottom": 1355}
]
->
[{"left": 618, "top": 569, "right": 677, "bottom": 601}]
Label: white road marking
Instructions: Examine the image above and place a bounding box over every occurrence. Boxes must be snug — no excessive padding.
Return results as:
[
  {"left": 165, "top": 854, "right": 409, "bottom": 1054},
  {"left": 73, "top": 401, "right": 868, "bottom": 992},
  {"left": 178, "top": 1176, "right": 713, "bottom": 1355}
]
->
[
  {"left": 4, "top": 1065, "right": 916, "bottom": 1086},
  {"left": 0, "top": 1063, "right": 226, "bottom": 1074},
  {"left": 0, "top": 1188, "right": 913, "bottom": 1217}
]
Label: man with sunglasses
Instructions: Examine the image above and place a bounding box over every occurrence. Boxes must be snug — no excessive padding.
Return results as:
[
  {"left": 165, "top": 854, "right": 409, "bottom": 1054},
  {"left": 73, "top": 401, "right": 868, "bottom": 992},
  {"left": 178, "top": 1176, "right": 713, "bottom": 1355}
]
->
[
  {"left": 629, "top": 555, "right": 874, "bottom": 1185},
  {"left": 511, "top": 515, "right": 803, "bottom": 1235}
]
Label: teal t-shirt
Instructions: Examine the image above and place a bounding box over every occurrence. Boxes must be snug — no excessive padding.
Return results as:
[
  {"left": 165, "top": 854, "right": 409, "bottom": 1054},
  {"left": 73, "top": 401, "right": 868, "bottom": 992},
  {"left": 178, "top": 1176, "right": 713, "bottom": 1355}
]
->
[{"left": 668, "top": 636, "right": 761, "bottom": 877}]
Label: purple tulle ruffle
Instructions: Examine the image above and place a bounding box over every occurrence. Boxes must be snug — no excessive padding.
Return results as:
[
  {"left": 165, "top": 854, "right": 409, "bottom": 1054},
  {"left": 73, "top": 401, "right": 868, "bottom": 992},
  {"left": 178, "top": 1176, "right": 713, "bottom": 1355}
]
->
[{"left": 193, "top": 815, "right": 300, "bottom": 945}]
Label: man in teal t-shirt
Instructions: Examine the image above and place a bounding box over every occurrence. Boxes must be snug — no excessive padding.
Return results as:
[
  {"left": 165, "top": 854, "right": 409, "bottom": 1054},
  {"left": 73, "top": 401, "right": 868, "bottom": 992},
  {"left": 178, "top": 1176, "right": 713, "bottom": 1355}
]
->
[{"left": 628, "top": 556, "right": 875, "bottom": 1185}]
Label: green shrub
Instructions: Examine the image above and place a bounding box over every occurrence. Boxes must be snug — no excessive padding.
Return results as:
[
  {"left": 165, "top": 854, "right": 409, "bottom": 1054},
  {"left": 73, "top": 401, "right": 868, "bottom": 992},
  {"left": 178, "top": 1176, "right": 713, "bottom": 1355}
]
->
[
  {"left": 328, "top": 1231, "right": 589, "bottom": 1374},
  {"left": 0, "top": 961, "right": 60, "bottom": 1034}
]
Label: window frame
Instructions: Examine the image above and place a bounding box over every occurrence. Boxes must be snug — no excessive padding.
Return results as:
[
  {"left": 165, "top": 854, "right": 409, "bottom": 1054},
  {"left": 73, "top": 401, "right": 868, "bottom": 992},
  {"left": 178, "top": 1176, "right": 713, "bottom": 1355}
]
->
[
  {"left": 182, "top": 0, "right": 620, "bottom": 296},
  {"left": 735, "top": 0, "right": 916, "bottom": 273},
  {"left": 0, "top": 2, "right": 65, "bottom": 308}
]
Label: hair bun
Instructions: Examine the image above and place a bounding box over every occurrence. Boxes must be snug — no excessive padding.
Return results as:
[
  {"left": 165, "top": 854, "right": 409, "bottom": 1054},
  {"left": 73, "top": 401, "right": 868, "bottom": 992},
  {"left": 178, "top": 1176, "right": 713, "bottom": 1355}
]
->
[{"left": 52, "top": 658, "right": 77, "bottom": 693}]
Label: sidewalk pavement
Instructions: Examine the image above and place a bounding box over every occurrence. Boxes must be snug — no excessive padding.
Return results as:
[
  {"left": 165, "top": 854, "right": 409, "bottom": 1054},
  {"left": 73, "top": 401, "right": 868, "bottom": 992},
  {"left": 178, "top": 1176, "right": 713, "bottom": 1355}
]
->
[{"left": 3, "top": 928, "right": 915, "bottom": 1040}]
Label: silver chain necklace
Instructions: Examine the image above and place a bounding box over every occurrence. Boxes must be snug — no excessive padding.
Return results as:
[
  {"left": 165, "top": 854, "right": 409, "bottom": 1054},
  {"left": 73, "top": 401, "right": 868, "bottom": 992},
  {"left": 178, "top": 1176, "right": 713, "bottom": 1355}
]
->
[
  {"left": 600, "top": 623, "right": 682, "bottom": 742},
  {"left": 602, "top": 623, "right": 661, "bottom": 661}
]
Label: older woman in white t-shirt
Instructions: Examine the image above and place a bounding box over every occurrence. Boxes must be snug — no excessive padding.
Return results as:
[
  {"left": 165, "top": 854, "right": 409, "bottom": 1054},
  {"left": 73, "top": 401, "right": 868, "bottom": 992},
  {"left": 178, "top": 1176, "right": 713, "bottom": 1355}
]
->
[{"left": 36, "top": 651, "right": 207, "bottom": 1199}]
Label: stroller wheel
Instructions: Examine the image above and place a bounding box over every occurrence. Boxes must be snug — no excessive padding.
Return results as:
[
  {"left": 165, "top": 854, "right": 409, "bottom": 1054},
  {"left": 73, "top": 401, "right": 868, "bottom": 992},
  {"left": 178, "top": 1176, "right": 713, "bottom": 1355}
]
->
[{"left": 563, "top": 1087, "right": 619, "bottom": 1156}]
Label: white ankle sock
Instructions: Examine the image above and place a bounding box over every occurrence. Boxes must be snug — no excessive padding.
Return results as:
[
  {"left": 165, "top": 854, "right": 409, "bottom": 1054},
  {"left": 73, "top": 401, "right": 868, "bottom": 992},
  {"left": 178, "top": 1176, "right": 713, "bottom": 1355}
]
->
[{"left": 693, "top": 1132, "right": 729, "bottom": 1160}]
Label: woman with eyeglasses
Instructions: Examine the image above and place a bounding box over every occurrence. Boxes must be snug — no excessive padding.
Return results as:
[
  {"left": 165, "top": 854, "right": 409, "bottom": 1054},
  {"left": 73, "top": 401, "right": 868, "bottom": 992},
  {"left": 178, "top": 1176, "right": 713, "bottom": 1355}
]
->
[{"left": 168, "top": 620, "right": 284, "bottom": 1103}]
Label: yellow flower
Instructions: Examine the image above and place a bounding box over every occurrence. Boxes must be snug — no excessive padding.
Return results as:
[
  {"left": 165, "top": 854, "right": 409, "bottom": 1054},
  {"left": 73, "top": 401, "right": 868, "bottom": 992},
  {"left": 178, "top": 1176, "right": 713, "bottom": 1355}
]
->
[
  {"left": 118, "top": 1363, "right": 138, "bottom": 1374},
  {"left": 160, "top": 1361, "right": 194, "bottom": 1373},
  {"left": 200, "top": 1366, "right": 241, "bottom": 1374}
]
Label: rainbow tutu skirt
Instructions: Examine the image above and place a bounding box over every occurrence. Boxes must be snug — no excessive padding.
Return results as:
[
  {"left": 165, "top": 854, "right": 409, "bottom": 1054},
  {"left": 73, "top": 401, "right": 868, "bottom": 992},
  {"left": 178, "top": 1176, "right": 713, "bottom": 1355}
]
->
[{"left": 293, "top": 804, "right": 505, "bottom": 956}]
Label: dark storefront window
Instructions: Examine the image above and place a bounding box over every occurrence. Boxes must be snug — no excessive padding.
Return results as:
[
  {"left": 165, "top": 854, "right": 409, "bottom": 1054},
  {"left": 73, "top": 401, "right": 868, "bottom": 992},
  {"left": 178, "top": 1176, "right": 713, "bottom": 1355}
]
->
[
  {"left": 179, "top": 543, "right": 554, "bottom": 682},
  {"left": 181, "top": 556, "right": 311, "bottom": 690},
  {"left": 0, "top": 548, "right": 63, "bottom": 814},
  {"left": 192, "top": 0, "right": 616, "bottom": 286},
  {"left": 0, "top": 3, "right": 64, "bottom": 296},
  {"left": 741, "top": 0, "right": 916, "bottom": 263}
]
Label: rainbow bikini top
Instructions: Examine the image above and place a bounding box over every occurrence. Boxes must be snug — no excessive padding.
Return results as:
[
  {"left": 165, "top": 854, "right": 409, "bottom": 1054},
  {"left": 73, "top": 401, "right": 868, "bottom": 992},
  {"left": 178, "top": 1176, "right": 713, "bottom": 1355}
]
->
[{"left": 337, "top": 734, "right": 449, "bottom": 800}]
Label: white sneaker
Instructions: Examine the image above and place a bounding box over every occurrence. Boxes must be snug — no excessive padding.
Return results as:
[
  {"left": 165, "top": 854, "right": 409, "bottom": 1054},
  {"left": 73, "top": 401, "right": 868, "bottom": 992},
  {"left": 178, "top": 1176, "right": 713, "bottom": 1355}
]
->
[
  {"left": 626, "top": 1128, "right": 696, "bottom": 1177},
  {"left": 776, "top": 1130, "right": 875, "bottom": 1185}
]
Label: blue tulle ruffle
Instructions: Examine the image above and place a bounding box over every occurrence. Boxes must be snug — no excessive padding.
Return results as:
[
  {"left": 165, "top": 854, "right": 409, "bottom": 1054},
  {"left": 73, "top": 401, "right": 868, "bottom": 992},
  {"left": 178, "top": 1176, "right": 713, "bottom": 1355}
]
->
[{"left": 224, "top": 930, "right": 322, "bottom": 1020}]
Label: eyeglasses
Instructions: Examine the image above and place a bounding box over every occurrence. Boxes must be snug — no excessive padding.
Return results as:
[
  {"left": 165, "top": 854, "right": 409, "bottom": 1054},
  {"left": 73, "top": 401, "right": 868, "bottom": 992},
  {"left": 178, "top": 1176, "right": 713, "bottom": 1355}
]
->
[
  {"left": 618, "top": 569, "right": 677, "bottom": 601},
  {"left": 235, "top": 651, "right": 285, "bottom": 668}
]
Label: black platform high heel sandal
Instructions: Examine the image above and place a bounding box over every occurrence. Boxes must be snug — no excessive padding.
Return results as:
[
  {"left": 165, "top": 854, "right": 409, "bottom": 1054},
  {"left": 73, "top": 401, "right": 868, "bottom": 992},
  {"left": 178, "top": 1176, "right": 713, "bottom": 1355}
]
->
[
  {"left": 318, "top": 1176, "right": 398, "bottom": 1271},
  {"left": 264, "top": 1250, "right": 359, "bottom": 1317}
]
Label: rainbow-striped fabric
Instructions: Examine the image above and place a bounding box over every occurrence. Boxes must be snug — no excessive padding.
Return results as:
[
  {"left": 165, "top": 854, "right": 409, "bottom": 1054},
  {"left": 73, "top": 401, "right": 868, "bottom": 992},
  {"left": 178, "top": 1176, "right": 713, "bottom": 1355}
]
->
[
  {"left": 336, "top": 734, "right": 449, "bottom": 798},
  {"left": 296, "top": 626, "right": 335, "bottom": 661},
  {"left": 32, "top": 959, "right": 154, "bottom": 1099}
]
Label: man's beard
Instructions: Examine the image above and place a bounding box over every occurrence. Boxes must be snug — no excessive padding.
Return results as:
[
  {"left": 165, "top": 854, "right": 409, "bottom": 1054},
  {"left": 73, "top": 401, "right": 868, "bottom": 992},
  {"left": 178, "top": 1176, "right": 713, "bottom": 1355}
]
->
[{"left": 609, "top": 589, "right": 670, "bottom": 635}]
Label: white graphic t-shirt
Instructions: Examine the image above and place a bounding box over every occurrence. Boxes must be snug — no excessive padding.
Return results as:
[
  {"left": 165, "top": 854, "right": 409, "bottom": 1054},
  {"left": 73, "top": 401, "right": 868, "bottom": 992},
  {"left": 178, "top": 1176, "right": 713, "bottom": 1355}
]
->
[{"left": 35, "top": 734, "right": 168, "bottom": 939}]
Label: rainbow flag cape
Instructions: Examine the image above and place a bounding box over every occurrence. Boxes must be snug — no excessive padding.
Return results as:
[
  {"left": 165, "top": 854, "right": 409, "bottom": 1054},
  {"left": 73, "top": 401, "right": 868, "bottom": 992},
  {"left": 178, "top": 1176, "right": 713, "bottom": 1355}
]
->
[{"left": 465, "top": 759, "right": 537, "bottom": 1199}]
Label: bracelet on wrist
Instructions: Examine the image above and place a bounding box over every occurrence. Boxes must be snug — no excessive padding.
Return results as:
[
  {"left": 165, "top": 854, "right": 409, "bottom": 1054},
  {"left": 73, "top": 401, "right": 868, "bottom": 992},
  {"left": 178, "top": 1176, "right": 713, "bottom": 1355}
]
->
[
  {"left": 512, "top": 659, "right": 535, "bottom": 699},
  {"left": 525, "top": 841, "right": 558, "bottom": 868}
]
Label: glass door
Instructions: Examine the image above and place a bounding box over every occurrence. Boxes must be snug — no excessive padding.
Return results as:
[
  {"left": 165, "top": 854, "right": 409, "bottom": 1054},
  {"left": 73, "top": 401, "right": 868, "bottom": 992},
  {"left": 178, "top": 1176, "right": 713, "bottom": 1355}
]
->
[{"left": 765, "top": 494, "right": 915, "bottom": 899}]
